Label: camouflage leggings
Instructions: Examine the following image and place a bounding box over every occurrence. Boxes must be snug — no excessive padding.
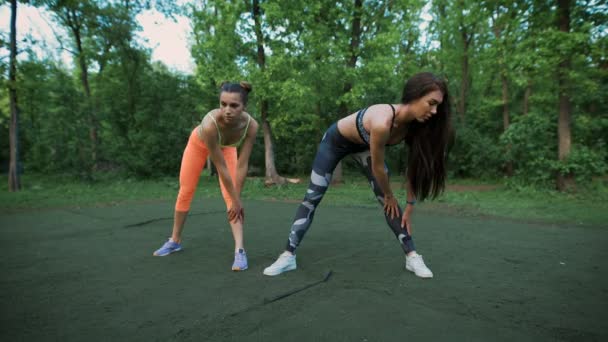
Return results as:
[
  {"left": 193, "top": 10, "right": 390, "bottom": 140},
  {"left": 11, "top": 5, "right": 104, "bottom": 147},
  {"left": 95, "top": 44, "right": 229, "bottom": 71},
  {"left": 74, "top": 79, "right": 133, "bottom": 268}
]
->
[{"left": 285, "top": 122, "right": 416, "bottom": 254}]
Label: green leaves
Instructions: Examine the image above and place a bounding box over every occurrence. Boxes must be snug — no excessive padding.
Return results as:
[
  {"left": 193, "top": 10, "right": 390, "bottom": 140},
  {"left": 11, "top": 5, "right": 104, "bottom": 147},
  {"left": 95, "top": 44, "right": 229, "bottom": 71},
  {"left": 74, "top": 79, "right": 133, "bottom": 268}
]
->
[{"left": 4, "top": 0, "right": 606, "bottom": 187}]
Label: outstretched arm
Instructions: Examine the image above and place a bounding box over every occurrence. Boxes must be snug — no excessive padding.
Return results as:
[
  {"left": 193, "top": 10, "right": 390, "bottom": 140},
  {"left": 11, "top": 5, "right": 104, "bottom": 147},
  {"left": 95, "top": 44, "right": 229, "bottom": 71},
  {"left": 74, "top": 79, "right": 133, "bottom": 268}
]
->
[
  {"left": 401, "top": 176, "right": 416, "bottom": 234},
  {"left": 200, "top": 120, "right": 242, "bottom": 222},
  {"left": 369, "top": 113, "right": 399, "bottom": 219},
  {"left": 235, "top": 118, "right": 259, "bottom": 194}
]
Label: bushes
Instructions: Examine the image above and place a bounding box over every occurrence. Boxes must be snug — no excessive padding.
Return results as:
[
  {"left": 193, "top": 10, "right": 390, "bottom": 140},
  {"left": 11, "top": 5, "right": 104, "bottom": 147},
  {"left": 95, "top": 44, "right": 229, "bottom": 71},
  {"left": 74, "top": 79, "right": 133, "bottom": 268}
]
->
[
  {"left": 449, "top": 124, "right": 503, "bottom": 179},
  {"left": 500, "top": 112, "right": 607, "bottom": 187},
  {"left": 5, "top": 60, "right": 605, "bottom": 188},
  {"left": 557, "top": 145, "right": 607, "bottom": 184},
  {"left": 446, "top": 111, "right": 607, "bottom": 188},
  {"left": 500, "top": 112, "right": 557, "bottom": 186}
]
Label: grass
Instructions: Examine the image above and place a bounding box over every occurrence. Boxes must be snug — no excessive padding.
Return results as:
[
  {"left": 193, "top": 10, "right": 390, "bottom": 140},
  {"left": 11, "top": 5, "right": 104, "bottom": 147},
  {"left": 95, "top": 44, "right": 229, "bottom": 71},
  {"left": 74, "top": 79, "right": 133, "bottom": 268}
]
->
[
  {"left": 1, "top": 172, "right": 607, "bottom": 227},
  {"left": 436, "top": 185, "right": 608, "bottom": 227}
]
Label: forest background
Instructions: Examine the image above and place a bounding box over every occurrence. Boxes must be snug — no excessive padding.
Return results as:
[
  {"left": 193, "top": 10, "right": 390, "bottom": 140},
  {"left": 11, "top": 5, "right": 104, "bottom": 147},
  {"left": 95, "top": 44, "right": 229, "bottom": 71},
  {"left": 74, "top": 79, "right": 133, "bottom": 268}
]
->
[{"left": 2, "top": 0, "right": 607, "bottom": 196}]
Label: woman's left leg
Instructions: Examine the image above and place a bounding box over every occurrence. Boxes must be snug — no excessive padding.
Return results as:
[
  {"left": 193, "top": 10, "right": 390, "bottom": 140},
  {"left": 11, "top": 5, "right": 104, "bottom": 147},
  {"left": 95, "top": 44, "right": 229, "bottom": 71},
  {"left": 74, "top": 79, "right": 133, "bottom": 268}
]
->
[
  {"left": 351, "top": 150, "right": 433, "bottom": 278},
  {"left": 218, "top": 147, "right": 243, "bottom": 249},
  {"left": 351, "top": 151, "right": 415, "bottom": 254},
  {"left": 218, "top": 147, "right": 247, "bottom": 271}
]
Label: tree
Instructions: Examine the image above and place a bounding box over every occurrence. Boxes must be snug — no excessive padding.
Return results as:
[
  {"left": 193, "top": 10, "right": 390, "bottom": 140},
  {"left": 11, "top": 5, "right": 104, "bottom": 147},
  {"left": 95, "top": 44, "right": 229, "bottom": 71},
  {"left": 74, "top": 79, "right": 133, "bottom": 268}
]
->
[
  {"left": 251, "top": 0, "right": 289, "bottom": 185},
  {"left": 489, "top": 0, "right": 523, "bottom": 176},
  {"left": 556, "top": 0, "right": 574, "bottom": 190},
  {"left": 6, "top": 0, "right": 605, "bottom": 188},
  {"left": 455, "top": 0, "right": 477, "bottom": 124},
  {"left": 330, "top": 0, "right": 361, "bottom": 183},
  {"left": 8, "top": 0, "right": 21, "bottom": 191},
  {"left": 38, "top": 0, "right": 100, "bottom": 175}
]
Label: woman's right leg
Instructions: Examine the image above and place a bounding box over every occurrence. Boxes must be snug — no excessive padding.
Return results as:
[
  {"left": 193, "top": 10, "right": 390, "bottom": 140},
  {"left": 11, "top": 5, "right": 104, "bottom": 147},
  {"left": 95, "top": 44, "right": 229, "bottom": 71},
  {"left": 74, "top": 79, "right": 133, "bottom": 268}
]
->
[
  {"left": 172, "top": 129, "right": 209, "bottom": 242},
  {"left": 351, "top": 150, "right": 433, "bottom": 278},
  {"left": 154, "top": 129, "right": 207, "bottom": 257},
  {"left": 264, "top": 126, "right": 351, "bottom": 275},
  {"left": 284, "top": 144, "right": 345, "bottom": 253},
  {"left": 264, "top": 124, "right": 354, "bottom": 275}
]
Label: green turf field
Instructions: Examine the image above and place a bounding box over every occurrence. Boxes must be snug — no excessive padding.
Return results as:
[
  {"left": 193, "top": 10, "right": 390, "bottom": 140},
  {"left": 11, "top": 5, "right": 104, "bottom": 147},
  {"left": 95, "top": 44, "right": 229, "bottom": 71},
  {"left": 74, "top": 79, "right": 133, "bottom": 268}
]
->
[{"left": 1, "top": 197, "right": 607, "bottom": 341}]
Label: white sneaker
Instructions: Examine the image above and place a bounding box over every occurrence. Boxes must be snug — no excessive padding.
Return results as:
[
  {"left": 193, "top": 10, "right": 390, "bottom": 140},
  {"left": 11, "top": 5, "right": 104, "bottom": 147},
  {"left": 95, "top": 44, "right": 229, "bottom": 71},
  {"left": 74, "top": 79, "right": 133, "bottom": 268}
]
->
[
  {"left": 263, "top": 252, "right": 297, "bottom": 276},
  {"left": 405, "top": 253, "right": 433, "bottom": 278}
]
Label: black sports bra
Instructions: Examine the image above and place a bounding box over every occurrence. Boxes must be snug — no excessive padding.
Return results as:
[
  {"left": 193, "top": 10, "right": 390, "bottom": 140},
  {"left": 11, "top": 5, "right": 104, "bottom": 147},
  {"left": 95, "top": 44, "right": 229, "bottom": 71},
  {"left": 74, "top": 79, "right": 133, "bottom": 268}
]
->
[{"left": 355, "top": 104, "right": 399, "bottom": 146}]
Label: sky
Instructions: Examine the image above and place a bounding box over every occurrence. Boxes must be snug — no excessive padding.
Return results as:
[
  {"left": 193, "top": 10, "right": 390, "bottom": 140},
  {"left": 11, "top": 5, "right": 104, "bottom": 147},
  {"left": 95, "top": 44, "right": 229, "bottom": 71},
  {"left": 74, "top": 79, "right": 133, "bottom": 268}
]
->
[{"left": 0, "top": 3, "right": 195, "bottom": 74}]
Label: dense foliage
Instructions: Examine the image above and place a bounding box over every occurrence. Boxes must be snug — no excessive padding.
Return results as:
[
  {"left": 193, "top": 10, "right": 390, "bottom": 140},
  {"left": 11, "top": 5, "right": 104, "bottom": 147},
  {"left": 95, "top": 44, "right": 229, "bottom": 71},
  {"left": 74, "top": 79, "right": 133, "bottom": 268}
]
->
[{"left": 1, "top": 0, "right": 606, "bottom": 188}]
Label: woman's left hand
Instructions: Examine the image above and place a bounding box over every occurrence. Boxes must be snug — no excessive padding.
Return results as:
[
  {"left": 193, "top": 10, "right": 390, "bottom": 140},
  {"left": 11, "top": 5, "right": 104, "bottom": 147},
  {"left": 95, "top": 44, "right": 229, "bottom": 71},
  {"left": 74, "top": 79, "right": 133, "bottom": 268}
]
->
[{"left": 401, "top": 204, "right": 413, "bottom": 235}]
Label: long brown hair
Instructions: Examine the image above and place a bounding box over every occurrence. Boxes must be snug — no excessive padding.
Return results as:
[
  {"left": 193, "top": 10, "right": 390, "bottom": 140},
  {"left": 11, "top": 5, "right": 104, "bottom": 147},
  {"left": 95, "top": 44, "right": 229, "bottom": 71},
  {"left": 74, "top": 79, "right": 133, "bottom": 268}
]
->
[{"left": 403, "top": 72, "right": 452, "bottom": 201}]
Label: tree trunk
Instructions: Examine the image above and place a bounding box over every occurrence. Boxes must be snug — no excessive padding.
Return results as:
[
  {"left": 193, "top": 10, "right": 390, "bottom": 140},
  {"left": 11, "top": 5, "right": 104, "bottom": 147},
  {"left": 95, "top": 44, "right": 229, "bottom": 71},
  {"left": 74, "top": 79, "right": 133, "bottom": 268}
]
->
[
  {"left": 459, "top": 27, "right": 469, "bottom": 124},
  {"left": 252, "top": 0, "right": 286, "bottom": 185},
  {"left": 436, "top": 0, "right": 448, "bottom": 73},
  {"left": 500, "top": 75, "right": 509, "bottom": 132},
  {"left": 260, "top": 100, "right": 285, "bottom": 185},
  {"left": 8, "top": 0, "right": 20, "bottom": 192},
  {"left": 523, "top": 78, "right": 532, "bottom": 116},
  {"left": 501, "top": 72, "right": 513, "bottom": 176},
  {"left": 338, "top": 0, "right": 362, "bottom": 118},
  {"left": 206, "top": 157, "right": 216, "bottom": 176},
  {"left": 334, "top": 0, "right": 363, "bottom": 184},
  {"left": 556, "top": 0, "right": 574, "bottom": 191},
  {"left": 66, "top": 9, "right": 98, "bottom": 174},
  {"left": 492, "top": 10, "right": 513, "bottom": 177},
  {"left": 523, "top": 25, "right": 537, "bottom": 117}
]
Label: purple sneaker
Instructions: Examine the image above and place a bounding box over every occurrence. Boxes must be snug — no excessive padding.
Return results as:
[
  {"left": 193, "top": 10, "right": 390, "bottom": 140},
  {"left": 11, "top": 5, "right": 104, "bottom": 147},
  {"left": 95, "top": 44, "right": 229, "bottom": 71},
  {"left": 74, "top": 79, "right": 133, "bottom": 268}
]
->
[
  {"left": 232, "top": 249, "right": 248, "bottom": 271},
  {"left": 153, "top": 239, "right": 182, "bottom": 256}
]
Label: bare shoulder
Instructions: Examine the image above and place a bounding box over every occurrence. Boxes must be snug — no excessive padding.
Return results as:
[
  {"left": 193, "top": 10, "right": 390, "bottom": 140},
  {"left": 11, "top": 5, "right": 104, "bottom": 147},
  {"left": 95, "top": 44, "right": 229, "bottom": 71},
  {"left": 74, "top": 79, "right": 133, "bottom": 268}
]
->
[
  {"left": 367, "top": 104, "right": 394, "bottom": 130},
  {"left": 367, "top": 104, "right": 394, "bottom": 117},
  {"left": 244, "top": 112, "right": 259, "bottom": 134},
  {"left": 205, "top": 109, "right": 219, "bottom": 119},
  {"left": 199, "top": 121, "right": 217, "bottom": 138},
  {"left": 200, "top": 110, "right": 219, "bottom": 135}
]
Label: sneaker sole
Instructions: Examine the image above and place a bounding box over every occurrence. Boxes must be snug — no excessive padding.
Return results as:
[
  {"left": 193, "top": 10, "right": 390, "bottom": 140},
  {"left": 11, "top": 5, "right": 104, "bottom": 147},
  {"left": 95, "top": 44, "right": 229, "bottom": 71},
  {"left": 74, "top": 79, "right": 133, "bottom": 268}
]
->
[
  {"left": 263, "top": 264, "right": 296, "bottom": 276},
  {"left": 153, "top": 247, "right": 182, "bottom": 256},
  {"left": 232, "top": 266, "right": 248, "bottom": 271}
]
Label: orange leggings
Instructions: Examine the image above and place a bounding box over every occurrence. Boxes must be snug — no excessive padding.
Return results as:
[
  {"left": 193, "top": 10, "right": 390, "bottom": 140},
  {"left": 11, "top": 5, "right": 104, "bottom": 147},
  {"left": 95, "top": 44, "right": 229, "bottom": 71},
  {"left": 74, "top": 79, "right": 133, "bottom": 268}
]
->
[{"left": 175, "top": 128, "right": 238, "bottom": 211}]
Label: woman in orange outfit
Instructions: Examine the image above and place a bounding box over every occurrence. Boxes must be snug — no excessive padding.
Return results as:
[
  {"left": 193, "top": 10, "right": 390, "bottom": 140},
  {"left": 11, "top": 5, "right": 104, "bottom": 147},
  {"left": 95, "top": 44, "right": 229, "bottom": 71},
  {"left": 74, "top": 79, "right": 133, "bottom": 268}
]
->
[{"left": 153, "top": 81, "right": 258, "bottom": 271}]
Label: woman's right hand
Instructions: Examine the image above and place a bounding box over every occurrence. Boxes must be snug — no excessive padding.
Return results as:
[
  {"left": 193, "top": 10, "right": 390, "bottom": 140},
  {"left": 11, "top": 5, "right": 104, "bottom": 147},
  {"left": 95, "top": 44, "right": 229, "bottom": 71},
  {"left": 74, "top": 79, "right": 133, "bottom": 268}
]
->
[
  {"left": 227, "top": 199, "right": 244, "bottom": 223},
  {"left": 383, "top": 194, "right": 400, "bottom": 220}
]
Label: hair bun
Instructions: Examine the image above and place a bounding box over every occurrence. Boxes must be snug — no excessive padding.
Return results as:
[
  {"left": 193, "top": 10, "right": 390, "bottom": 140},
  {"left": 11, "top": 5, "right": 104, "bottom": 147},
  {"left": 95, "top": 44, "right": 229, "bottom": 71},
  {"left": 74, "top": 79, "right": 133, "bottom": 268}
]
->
[{"left": 239, "top": 81, "right": 252, "bottom": 93}]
